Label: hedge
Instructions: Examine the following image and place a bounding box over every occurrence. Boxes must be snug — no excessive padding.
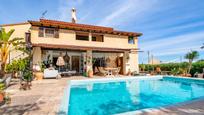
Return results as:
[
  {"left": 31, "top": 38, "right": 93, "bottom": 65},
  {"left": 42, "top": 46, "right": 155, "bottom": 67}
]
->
[{"left": 139, "top": 60, "right": 204, "bottom": 75}]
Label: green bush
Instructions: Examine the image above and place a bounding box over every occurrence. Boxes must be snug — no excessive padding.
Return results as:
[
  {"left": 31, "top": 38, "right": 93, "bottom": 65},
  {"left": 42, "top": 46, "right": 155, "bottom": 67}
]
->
[
  {"left": 0, "top": 83, "right": 5, "bottom": 92},
  {"left": 139, "top": 61, "right": 204, "bottom": 76},
  {"left": 5, "top": 58, "right": 28, "bottom": 73},
  {"left": 5, "top": 58, "right": 32, "bottom": 81}
]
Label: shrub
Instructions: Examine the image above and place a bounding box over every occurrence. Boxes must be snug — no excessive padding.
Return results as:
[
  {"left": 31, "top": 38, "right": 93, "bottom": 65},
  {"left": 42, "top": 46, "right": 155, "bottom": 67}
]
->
[{"left": 139, "top": 61, "right": 204, "bottom": 76}]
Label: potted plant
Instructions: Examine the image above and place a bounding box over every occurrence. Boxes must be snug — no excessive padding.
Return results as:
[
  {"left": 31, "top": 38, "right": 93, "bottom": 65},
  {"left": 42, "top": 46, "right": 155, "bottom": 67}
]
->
[
  {"left": 33, "top": 63, "right": 45, "bottom": 80},
  {"left": 88, "top": 68, "right": 93, "bottom": 78},
  {"left": 0, "top": 83, "right": 5, "bottom": 104}
]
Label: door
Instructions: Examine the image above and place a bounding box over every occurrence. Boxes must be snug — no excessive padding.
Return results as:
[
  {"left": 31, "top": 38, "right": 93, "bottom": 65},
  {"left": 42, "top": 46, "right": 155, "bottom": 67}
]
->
[{"left": 71, "top": 56, "right": 80, "bottom": 72}]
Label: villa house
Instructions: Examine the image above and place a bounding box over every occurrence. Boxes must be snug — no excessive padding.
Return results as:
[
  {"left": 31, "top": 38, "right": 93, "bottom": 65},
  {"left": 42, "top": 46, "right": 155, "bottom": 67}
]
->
[{"left": 0, "top": 13, "right": 142, "bottom": 75}]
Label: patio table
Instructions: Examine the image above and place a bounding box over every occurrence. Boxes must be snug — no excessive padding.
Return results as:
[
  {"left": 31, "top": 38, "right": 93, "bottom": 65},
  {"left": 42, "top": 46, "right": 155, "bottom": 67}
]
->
[{"left": 104, "top": 67, "right": 118, "bottom": 76}]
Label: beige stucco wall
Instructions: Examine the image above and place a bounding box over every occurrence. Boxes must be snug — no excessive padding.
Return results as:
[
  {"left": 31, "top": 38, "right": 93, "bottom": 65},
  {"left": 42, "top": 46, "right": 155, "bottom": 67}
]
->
[
  {"left": 1, "top": 23, "right": 31, "bottom": 63},
  {"left": 1, "top": 24, "right": 139, "bottom": 73},
  {"left": 31, "top": 27, "right": 138, "bottom": 49}
]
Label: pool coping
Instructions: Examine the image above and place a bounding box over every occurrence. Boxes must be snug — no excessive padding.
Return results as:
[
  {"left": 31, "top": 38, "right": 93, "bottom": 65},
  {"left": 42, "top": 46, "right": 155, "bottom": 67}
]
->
[
  {"left": 58, "top": 80, "right": 71, "bottom": 115},
  {"left": 166, "top": 75, "right": 204, "bottom": 81},
  {"left": 58, "top": 75, "right": 204, "bottom": 115},
  {"left": 116, "top": 96, "right": 204, "bottom": 115}
]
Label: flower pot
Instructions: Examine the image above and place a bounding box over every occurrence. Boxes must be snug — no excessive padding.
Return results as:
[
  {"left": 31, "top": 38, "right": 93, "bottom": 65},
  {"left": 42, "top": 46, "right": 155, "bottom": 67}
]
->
[
  {"left": 88, "top": 70, "right": 93, "bottom": 78},
  {"left": 35, "top": 72, "right": 43, "bottom": 80},
  {"left": 0, "top": 92, "right": 4, "bottom": 103}
]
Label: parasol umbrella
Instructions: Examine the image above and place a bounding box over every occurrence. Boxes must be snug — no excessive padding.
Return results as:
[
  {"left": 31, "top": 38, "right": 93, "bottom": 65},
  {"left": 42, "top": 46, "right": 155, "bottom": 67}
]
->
[{"left": 56, "top": 53, "right": 65, "bottom": 72}]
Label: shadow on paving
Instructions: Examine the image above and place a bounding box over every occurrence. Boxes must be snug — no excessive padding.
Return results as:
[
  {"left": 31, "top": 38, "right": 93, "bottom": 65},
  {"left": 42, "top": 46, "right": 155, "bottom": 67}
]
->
[
  {"left": 0, "top": 101, "right": 45, "bottom": 115},
  {"left": 138, "top": 100, "right": 204, "bottom": 115}
]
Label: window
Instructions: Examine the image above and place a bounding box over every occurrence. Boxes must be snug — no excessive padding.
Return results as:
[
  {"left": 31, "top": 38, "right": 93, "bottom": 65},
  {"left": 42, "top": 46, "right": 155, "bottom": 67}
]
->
[
  {"left": 92, "top": 34, "right": 104, "bottom": 42},
  {"left": 39, "top": 27, "right": 44, "bottom": 37},
  {"left": 38, "top": 27, "right": 59, "bottom": 38},
  {"left": 76, "top": 32, "right": 89, "bottom": 41},
  {"left": 45, "top": 28, "right": 55, "bottom": 38},
  {"left": 128, "top": 36, "right": 135, "bottom": 44}
]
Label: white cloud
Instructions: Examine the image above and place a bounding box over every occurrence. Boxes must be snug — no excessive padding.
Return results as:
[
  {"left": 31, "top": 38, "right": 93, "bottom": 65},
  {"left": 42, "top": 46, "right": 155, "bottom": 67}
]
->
[
  {"left": 97, "top": 0, "right": 158, "bottom": 26},
  {"left": 154, "top": 47, "right": 203, "bottom": 56},
  {"left": 140, "top": 30, "right": 204, "bottom": 50}
]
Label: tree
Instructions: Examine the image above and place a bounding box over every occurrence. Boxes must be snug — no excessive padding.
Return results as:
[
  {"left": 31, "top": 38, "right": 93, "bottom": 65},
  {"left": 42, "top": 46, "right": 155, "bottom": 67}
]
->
[
  {"left": 184, "top": 51, "right": 199, "bottom": 74},
  {"left": 0, "top": 28, "right": 25, "bottom": 76}
]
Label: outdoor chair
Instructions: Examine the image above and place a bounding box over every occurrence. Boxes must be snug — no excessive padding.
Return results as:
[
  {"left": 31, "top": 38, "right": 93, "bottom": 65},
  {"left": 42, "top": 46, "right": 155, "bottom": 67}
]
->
[
  {"left": 98, "top": 67, "right": 109, "bottom": 76},
  {"left": 198, "top": 73, "right": 204, "bottom": 78},
  {"left": 113, "top": 67, "right": 121, "bottom": 76}
]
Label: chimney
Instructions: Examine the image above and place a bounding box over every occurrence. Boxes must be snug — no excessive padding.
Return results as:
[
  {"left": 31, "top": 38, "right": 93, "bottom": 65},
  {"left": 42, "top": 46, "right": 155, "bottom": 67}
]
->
[{"left": 71, "top": 8, "right": 77, "bottom": 23}]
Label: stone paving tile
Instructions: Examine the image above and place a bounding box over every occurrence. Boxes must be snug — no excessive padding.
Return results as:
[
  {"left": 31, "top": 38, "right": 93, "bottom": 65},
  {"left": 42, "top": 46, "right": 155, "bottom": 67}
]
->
[{"left": 0, "top": 76, "right": 83, "bottom": 115}]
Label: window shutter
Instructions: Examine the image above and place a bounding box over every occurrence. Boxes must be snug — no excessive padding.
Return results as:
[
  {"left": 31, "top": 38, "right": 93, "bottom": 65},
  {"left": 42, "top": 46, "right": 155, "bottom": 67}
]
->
[
  {"left": 54, "top": 29, "right": 59, "bottom": 38},
  {"left": 25, "top": 32, "right": 31, "bottom": 47},
  {"left": 39, "top": 27, "right": 44, "bottom": 37}
]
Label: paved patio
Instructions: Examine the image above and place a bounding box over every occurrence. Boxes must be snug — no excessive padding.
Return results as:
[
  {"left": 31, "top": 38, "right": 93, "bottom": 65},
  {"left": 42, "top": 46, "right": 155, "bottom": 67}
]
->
[
  {"left": 0, "top": 76, "right": 204, "bottom": 115},
  {"left": 0, "top": 76, "right": 87, "bottom": 115}
]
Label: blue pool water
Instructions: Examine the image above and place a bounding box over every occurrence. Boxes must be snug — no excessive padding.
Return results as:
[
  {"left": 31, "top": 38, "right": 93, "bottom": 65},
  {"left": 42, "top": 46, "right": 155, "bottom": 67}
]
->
[{"left": 68, "top": 77, "right": 204, "bottom": 115}]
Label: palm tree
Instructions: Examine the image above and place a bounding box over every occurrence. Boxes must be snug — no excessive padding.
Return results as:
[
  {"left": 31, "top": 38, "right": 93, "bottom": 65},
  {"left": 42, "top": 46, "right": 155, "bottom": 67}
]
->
[
  {"left": 201, "top": 43, "right": 204, "bottom": 49},
  {"left": 184, "top": 51, "right": 199, "bottom": 74},
  {"left": 0, "top": 28, "right": 25, "bottom": 76}
]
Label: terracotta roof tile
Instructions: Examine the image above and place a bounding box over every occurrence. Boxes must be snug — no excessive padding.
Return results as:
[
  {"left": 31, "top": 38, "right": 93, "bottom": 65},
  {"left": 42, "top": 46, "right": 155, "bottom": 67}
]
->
[{"left": 28, "top": 19, "right": 142, "bottom": 37}]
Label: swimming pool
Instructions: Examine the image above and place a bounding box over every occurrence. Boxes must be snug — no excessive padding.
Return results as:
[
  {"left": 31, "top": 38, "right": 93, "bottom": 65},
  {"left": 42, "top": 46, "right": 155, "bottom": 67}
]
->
[{"left": 59, "top": 76, "right": 204, "bottom": 115}]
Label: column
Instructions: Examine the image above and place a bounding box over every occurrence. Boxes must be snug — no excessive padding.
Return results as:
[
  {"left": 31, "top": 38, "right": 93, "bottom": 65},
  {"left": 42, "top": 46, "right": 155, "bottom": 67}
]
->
[
  {"left": 89, "top": 32, "right": 92, "bottom": 41},
  {"left": 129, "top": 51, "right": 139, "bottom": 73},
  {"left": 86, "top": 50, "right": 93, "bottom": 73},
  {"left": 123, "top": 51, "right": 130, "bottom": 75},
  {"left": 32, "top": 47, "right": 42, "bottom": 65}
]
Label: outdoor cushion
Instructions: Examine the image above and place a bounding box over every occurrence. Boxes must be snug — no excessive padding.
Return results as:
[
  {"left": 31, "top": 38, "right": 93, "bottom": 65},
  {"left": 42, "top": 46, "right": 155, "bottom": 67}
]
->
[{"left": 44, "top": 69, "right": 59, "bottom": 78}]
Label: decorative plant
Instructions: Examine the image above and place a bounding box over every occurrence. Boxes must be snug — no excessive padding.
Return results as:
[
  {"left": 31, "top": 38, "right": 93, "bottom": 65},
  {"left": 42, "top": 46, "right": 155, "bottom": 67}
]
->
[
  {"left": 140, "top": 60, "right": 204, "bottom": 76},
  {"left": 38, "top": 62, "right": 46, "bottom": 72},
  {"left": 171, "top": 68, "right": 179, "bottom": 75},
  {"left": 20, "top": 57, "right": 32, "bottom": 90},
  {"left": 185, "top": 51, "right": 199, "bottom": 74},
  {"left": 5, "top": 58, "right": 28, "bottom": 78},
  {"left": 0, "top": 83, "right": 5, "bottom": 103},
  {"left": 0, "top": 83, "right": 5, "bottom": 92},
  {"left": 0, "top": 28, "right": 25, "bottom": 77},
  {"left": 87, "top": 67, "right": 93, "bottom": 78},
  {"left": 140, "top": 64, "right": 146, "bottom": 72}
]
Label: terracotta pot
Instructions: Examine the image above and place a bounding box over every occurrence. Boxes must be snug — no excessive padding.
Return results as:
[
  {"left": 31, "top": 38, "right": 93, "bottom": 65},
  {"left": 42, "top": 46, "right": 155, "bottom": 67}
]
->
[
  {"left": 0, "top": 92, "right": 4, "bottom": 103},
  {"left": 88, "top": 70, "right": 93, "bottom": 78},
  {"left": 35, "top": 72, "right": 44, "bottom": 80}
]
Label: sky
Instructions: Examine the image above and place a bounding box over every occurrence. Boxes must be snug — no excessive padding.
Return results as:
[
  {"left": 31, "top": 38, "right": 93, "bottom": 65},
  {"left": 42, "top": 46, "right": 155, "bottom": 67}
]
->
[{"left": 0, "top": 0, "right": 204, "bottom": 63}]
